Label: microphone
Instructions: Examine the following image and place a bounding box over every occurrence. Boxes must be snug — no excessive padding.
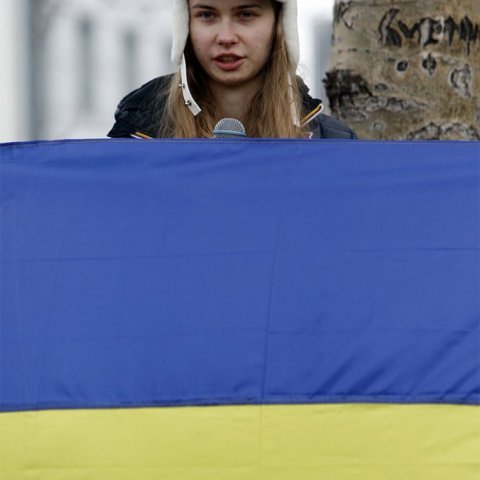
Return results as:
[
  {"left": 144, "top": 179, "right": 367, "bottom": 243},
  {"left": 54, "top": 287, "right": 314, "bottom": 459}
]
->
[{"left": 212, "top": 118, "right": 247, "bottom": 139}]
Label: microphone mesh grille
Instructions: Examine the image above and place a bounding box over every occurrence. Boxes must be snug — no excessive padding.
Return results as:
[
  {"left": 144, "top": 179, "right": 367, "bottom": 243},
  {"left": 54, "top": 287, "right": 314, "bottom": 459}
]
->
[{"left": 213, "top": 118, "right": 246, "bottom": 139}]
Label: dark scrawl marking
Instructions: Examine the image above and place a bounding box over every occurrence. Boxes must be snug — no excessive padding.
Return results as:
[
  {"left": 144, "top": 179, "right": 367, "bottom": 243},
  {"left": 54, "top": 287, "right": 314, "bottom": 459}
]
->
[
  {"left": 379, "top": 9, "right": 479, "bottom": 54},
  {"left": 324, "top": 70, "right": 372, "bottom": 110},
  {"left": 379, "top": 9, "right": 402, "bottom": 47},
  {"left": 459, "top": 16, "right": 479, "bottom": 55},
  {"left": 422, "top": 53, "right": 437, "bottom": 76},
  {"left": 334, "top": 1, "right": 354, "bottom": 29},
  {"left": 444, "top": 16, "right": 458, "bottom": 46},
  {"left": 397, "top": 17, "right": 443, "bottom": 47},
  {"left": 324, "top": 70, "right": 428, "bottom": 117},
  {"left": 449, "top": 64, "right": 472, "bottom": 97}
]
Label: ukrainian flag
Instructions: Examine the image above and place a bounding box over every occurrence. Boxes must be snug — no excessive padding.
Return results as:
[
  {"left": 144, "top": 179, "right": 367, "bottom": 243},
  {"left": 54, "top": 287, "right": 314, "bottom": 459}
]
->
[{"left": 1, "top": 139, "right": 479, "bottom": 479}]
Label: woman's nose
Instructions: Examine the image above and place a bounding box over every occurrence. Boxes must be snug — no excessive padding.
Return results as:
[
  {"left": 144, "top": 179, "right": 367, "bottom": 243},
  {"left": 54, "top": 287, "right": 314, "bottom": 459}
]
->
[{"left": 216, "top": 20, "right": 238, "bottom": 46}]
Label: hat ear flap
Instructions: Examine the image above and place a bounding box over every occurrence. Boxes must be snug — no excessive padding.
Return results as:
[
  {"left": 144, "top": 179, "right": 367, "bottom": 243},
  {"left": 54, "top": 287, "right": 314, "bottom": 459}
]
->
[
  {"left": 171, "top": 0, "right": 190, "bottom": 66},
  {"left": 281, "top": 0, "right": 300, "bottom": 68}
]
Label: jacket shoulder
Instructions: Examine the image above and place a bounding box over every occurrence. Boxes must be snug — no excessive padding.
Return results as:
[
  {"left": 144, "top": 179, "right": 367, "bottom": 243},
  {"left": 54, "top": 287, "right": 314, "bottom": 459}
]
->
[
  {"left": 107, "top": 75, "right": 173, "bottom": 138},
  {"left": 298, "top": 77, "right": 357, "bottom": 139},
  {"left": 312, "top": 113, "right": 358, "bottom": 139}
]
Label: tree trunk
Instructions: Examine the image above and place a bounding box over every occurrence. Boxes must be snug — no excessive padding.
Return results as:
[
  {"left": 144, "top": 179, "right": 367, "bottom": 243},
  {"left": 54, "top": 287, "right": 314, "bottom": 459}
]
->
[{"left": 325, "top": 0, "right": 479, "bottom": 140}]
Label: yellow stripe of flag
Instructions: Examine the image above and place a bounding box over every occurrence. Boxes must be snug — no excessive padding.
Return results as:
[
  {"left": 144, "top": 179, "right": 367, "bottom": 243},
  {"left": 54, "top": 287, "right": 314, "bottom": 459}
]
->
[{"left": 1, "top": 404, "right": 479, "bottom": 479}]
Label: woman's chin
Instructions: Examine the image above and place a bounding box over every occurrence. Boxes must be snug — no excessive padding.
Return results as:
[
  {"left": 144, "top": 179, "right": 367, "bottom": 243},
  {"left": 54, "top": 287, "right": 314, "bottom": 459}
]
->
[{"left": 208, "top": 70, "right": 258, "bottom": 89}]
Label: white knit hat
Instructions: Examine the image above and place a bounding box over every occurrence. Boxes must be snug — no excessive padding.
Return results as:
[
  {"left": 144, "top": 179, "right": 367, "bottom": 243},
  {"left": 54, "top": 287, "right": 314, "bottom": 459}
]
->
[{"left": 171, "top": 0, "right": 300, "bottom": 68}]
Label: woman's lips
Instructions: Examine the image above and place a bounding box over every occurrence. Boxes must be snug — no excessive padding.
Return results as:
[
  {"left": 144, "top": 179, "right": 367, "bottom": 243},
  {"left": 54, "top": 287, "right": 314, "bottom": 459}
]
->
[{"left": 213, "top": 55, "right": 245, "bottom": 71}]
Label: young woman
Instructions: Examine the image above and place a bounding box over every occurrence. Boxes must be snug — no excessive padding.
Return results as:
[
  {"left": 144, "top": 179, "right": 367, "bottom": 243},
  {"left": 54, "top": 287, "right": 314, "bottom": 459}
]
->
[{"left": 108, "top": 0, "right": 356, "bottom": 139}]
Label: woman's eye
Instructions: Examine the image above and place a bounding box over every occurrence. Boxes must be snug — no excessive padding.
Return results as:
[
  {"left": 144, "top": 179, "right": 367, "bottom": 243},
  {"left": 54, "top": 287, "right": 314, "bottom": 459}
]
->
[
  {"left": 239, "top": 11, "right": 254, "bottom": 19},
  {"left": 198, "top": 11, "right": 214, "bottom": 20}
]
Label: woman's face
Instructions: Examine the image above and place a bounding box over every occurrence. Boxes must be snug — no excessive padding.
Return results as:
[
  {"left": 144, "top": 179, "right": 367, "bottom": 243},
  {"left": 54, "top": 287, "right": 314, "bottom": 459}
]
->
[{"left": 188, "top": 0, "right": 276, "bottom": 89}]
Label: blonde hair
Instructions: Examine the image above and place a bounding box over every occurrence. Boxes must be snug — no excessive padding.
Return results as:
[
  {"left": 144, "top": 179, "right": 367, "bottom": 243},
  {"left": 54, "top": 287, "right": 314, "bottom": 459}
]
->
[{"left": 158, "top": 6, "right": 305, "bottom": 138}]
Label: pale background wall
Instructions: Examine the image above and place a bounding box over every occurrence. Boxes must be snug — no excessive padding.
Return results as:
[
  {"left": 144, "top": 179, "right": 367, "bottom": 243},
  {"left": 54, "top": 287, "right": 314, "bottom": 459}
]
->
[
  {"left": 0, "top": 0, "right": 335, "bottom": 142},
  {"left": 0, "top": 0, "right": 30, "bottom": 142}
]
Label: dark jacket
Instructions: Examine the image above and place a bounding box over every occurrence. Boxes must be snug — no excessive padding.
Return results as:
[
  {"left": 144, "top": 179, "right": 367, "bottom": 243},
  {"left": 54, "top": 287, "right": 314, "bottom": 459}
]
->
[{"left": 108, "top": 75, "right": 357, "bottom": 139}]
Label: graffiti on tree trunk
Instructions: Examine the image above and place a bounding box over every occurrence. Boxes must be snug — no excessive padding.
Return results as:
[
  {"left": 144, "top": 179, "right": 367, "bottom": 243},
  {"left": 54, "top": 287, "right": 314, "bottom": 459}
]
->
[
  {"left": 379, "top": 9, "right": 479, "bottom": 55},
  {"left": 334, "top": 2, "right": 479, "bottom": 55},
  {"left": 329, "top": 1, "right": 479, "bottom": 140}
]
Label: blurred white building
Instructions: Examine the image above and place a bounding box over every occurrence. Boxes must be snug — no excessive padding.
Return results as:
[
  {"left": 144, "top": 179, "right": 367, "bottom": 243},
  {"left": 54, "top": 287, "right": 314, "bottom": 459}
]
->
[
  {"left": 1, "top": 0, "right": 173, "bottom": 141},
  {"left": 0, "top": 0, "right": 334, "bottom": 142}
]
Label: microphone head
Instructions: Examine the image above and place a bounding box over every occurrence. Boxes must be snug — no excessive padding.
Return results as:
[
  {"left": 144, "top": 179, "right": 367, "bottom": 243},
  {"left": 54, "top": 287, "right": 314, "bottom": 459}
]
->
[{"left": 212, "top": 118, "right": 247, "bottom": 139}]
